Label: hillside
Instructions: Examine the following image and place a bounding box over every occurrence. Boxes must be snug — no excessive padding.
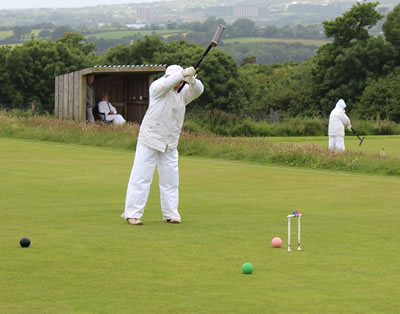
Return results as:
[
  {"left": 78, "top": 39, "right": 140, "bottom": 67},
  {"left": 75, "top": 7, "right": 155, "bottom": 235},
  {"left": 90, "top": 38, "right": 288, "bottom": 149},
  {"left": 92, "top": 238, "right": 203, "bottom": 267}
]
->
[{"left": 0, "top": 0, "right": 398, "bottom": 27}]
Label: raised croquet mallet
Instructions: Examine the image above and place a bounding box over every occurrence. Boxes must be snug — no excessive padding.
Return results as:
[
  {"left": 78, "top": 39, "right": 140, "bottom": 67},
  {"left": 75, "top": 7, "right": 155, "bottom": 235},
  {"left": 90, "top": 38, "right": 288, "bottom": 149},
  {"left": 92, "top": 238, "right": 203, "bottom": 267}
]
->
[{"left": 287, "top": 210, "right": 301, "bottom": 251}]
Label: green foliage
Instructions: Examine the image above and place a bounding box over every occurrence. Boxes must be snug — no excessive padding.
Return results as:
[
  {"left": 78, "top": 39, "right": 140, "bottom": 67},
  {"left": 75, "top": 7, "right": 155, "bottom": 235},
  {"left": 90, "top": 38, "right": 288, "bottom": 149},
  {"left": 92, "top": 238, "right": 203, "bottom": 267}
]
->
[
  {"left": 184, "top": 111, "right": 327, "bottom": 136},
  {"left": 222, "top": 41, "right": 318, "bottom": 64},
  {"left": 383, "top": 3, "right": 400, "bottom": 53},
  {"left": 100, "top": 35, "right": 165, "bottom": 64},
  {"left": 355, "top": 67, "right": 400, "bottom": 122},
  {"left": 55, "top": 32, "right": 95, "bottom": 55},
  {"left": 51, "top": 25, "right": 74, "bottom": 40},
  {"left": 12, "top": 26, "right": 32, "bottom": 42},
  {"left": 311, "top": 2, "right": 398, "bottom": 116},
  {"left": 0, "top": 33, "right": 97, "bottom": 112},
  {"left": 311, "top": 37, "right": 396, "bottom": 115},
  {"left": 234, "top": 62, "right": 315, "bottom": 116},
  {"left": 183, "top": 110, "right": 400, "bottom": 137},
  {"left": 225, "top": 18, "right": 258, "bottom": 38},
  {"left": 323, "top": 2, "right": 383, "bottom": 45}
]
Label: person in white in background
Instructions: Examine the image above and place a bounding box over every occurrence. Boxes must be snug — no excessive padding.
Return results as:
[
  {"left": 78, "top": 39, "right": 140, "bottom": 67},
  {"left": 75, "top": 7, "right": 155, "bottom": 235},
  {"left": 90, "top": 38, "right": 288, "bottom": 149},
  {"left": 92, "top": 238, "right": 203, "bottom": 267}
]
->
[
  {"left": 98, "top": 94, "right": 126, "bottom": 124},
  {"left": 328, "top": 99, "right": 352, "bottom": 152},
  {"left": 122, "top": 65, "right": 203, "bottom": 225}
]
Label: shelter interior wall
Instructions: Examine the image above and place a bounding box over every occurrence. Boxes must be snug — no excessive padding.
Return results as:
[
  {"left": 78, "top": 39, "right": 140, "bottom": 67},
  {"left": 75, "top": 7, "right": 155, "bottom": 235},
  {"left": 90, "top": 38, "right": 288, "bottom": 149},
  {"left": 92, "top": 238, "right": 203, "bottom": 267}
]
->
[{"left": 94, "top": 74, "right": 151, "bottom": 123}]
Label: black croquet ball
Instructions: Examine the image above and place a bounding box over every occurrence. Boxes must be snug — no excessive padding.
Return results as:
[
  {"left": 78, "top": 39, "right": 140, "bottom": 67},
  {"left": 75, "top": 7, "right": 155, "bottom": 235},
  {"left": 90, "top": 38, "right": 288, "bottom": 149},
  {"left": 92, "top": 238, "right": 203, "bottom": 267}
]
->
[{"left": 20, "top": 237, "right": 31, "bottom": 248}]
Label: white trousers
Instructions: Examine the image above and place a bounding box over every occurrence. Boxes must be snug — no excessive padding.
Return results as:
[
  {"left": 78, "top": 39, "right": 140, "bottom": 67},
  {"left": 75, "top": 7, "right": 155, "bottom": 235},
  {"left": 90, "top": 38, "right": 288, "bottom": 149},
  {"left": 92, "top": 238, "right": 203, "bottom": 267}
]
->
[
  {"left": 329, "top": 135, "right": 345, "bottom": 152},
  {"left": 106, "top": 114, "right": 126, "bottom": 124},
  {"left": 122, "top": 141, "right": 180, "bottom": 220}
]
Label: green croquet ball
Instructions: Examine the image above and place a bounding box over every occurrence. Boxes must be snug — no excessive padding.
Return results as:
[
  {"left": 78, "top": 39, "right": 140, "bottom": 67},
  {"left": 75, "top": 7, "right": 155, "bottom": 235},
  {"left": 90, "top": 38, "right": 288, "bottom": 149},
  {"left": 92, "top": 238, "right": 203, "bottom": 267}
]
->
[
  {"left": 242, "top": 262, "right": 253, "bottom": 274},
  {"left": 20, "top": 237, "right": 31, "bottom": 248}
]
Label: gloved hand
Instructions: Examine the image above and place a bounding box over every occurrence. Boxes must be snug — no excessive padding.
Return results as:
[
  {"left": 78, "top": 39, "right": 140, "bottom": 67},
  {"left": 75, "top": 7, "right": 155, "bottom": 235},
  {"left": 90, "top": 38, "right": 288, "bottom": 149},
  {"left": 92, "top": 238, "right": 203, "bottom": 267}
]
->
[
  {"left": 348, "top": 124, "right": 352, "bottom": 130},
  {"left": 183, "top": 66, "right": 196, "bottom": 77},
  {"left": 184, "top": 75, "right": 196, "bottom": 85}
]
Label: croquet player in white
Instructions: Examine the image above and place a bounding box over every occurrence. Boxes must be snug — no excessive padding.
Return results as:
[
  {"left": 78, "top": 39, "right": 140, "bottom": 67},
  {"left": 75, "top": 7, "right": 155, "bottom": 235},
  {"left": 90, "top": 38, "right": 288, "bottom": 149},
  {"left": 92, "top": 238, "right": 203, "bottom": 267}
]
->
[
  {"left": 98, "top": 94, "right": 126, "bottom": 124},
  {"left": 122, "top": 65, "right": 203, "bottom": 225},
  {"left": 328, "top": 99, "right": 352, "bottom": 152}
]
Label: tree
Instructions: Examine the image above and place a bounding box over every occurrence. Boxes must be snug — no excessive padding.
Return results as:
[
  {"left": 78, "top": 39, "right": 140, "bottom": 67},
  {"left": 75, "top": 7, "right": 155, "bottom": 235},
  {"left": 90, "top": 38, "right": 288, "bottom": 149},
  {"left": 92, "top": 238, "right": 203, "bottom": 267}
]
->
[
  {"left": 51, "top": 25, "right": 74, "bottom": 40},
  {"left": 235, "top": 62, "right": 314, "bottom": 118},
  {"left": 2, "top": 38, "right": 97, "bottom": 112},
  {"left": 311, "top": 36, "right": 396, "bottom": 115},
  {"left": 355, "top": 67, "right": 400, "bottom": 122},
  {"left": 55, "top": 32, "right": 95, "bottom": 55},
  {"left": 323, "top": 2, "right": 383, "bottom": 46},
  {"left": 13, "top": 26, "right": 32, "bottom": 42},
  {"left": 38, "top": 30, "right": 52, "bottom": 40},
  {"left": 100, "top": 35, "right": 165, "bottom": 65},
  {"left": 310, "top": 2, "right": 395, "bottom": 115},
  {"left": 226, "top": 18, "right": 258, "bottom": 38},
  {"left": 0, "top": 46, "right": 12, "bottom": 107},
  {"left": 383, "top": 4, "right": 400, "bottom": 54},
  {"left": 100, "top": 43, "right": 131, "bottom": 64}
]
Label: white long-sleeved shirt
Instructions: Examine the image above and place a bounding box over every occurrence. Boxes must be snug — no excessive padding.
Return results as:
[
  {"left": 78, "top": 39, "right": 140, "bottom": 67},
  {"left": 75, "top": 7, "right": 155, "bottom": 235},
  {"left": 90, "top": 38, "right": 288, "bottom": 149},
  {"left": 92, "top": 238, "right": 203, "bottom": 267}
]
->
[
  {"left": 98, "top": 100, "right": 118, "bottom": 119},
  {"left": 328, "top": 99, "right": 351, "bottom": 136},
  {"left": 138, "top": 71, "right": 204, "bottom": 152}
]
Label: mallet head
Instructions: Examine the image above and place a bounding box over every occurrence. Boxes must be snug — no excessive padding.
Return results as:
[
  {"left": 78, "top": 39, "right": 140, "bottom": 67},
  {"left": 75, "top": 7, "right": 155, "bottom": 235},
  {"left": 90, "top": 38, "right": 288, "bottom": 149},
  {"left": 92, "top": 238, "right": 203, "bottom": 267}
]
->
[{"left": 359, "top": 136, "right": 365, "bottom": 146}]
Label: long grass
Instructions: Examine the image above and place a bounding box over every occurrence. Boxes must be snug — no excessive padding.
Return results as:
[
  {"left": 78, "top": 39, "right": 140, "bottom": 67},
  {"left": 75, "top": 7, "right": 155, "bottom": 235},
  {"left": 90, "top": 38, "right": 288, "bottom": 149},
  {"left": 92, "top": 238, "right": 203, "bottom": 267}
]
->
[{"left": 1, "top": 111, "right": 399, "bottom": 177}]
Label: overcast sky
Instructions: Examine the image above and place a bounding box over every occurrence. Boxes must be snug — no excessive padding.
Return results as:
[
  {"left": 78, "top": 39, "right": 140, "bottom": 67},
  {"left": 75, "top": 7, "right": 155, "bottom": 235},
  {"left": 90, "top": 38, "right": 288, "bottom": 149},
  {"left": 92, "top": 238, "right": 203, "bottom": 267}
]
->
[{"left": 0, "top": 0, "right": 164, "bottom": 10}]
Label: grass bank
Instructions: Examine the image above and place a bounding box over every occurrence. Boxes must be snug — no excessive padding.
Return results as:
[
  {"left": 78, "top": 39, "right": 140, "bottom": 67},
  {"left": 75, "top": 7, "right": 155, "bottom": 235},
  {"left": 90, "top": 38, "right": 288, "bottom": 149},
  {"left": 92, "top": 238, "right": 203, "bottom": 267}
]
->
[{"left": 1, "top": 111, "right": 399, "bottom": 176}]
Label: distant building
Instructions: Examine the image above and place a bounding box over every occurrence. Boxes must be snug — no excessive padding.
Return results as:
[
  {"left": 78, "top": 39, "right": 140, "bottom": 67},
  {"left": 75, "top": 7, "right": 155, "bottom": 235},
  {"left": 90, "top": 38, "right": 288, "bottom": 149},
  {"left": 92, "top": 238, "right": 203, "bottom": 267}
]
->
[
  {"left": 126, "top": 24, "right": 146, "bottom": 29},
  {"left": 136, "top": 8, "right": 151, "bottom": 24},
  {"left": 234, "top": 6, "right": 258, "bottom": 17}
]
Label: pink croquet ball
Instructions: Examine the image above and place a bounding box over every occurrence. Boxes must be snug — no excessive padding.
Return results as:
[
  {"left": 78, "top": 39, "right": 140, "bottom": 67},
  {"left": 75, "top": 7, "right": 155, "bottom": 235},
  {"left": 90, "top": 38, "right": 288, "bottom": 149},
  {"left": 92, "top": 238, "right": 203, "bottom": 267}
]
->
[{"left": 272, "top": 237, "right": 282, "bottom": 248}]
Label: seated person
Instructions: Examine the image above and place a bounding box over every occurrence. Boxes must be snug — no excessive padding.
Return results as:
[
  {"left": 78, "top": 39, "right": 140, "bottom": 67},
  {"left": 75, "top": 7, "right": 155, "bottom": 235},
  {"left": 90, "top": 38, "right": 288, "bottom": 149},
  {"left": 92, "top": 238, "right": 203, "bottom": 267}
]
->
[{"left": 97, "top": 94, "right": 126, "bottom": 125}]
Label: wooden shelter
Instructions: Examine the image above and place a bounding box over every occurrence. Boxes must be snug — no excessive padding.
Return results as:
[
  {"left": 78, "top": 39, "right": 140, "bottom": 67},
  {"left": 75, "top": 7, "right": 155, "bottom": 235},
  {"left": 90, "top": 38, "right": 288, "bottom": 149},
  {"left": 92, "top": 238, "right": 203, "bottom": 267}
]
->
[{"left": 54, "top": 64, "right": 166, "bottom": 123}]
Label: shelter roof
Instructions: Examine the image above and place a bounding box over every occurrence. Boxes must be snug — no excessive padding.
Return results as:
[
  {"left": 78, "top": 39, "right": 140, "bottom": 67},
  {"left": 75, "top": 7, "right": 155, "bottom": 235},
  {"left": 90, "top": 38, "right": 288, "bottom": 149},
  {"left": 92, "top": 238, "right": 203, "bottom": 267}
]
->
[{"left": 60, "top": 64, "right": 167, "bottom": 76}]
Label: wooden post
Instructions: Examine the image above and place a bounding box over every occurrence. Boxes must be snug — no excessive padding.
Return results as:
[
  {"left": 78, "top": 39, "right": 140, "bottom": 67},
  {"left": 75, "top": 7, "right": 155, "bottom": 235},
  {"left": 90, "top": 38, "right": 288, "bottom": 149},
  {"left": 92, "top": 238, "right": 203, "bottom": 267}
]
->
[
  {"left": 55, "top": 76, "right": 59, "bottom": 118},
  {"left": 270, "top": 108, "right": 274, "bottom": 124},
  {"left": 31, "top": 100, "right": 36, "bottom": 116}
]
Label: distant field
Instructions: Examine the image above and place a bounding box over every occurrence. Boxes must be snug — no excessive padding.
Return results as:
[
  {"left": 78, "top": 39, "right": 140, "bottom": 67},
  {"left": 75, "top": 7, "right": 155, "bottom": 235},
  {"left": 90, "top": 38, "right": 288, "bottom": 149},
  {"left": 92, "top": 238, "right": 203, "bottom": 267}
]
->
[
  {"left": 223, "top": 37, "right": 330, "bottom": 46},
  {"left": 0, "top": 43, "right": 21, "bottom": 48},
  {"left": 0, "top": 29, "right": 40, "bottom": 43},
  {"left": 88, "top": 29, "right": 187, "bottom": 40},
  {"left": 0, "top": 30, "right": 12, "bottom": 40},
  {"left": 31, "top": 30, "right": 41, "bottom": 37}
]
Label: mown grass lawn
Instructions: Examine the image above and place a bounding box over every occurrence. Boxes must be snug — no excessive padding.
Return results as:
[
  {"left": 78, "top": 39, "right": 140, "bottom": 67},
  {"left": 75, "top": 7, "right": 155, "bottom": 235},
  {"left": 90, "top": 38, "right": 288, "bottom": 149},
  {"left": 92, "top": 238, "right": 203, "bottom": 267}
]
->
[{"left": 1, "top": 137, "right": 400, "bottom": 312}]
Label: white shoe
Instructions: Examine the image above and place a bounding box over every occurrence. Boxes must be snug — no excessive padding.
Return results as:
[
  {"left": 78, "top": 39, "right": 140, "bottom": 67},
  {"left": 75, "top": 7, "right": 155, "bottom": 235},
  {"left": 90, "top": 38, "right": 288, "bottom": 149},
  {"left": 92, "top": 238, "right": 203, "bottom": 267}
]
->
[
  {"left": 127, "top": 218, "right": 143, "bottom": 225},
  {"left": 166, "top": 219, "right": 181, "bottom": 224}
]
